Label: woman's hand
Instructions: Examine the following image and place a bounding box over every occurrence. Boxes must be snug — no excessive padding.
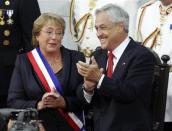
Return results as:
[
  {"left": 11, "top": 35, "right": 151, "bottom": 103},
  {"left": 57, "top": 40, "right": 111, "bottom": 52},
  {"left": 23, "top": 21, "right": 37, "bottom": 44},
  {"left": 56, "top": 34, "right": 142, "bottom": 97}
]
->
[
  {"left": 43, "top": 95, "right": 66, "bottom": 108},
  {"left": 37, "top": 99, "right": 46, "bottom": 111},
  {"left": 37, "top": 88, "right": 66, "bottom": 110}
]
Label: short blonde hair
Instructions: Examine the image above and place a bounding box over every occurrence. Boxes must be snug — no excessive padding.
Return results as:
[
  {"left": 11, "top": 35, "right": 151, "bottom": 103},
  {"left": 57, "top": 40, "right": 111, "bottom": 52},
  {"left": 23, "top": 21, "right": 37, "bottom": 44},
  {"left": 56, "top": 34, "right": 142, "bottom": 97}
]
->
[{"left": 32, "top": 13, "right": 66, "bottom": 47}]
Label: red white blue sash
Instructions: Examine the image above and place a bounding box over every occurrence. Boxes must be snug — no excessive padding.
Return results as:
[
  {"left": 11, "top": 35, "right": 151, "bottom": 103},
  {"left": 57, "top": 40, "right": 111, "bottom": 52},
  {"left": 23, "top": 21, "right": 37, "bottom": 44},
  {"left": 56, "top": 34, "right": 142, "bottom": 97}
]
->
[{"left": 27, "top": 48, "right": 84, "bottom": 131}]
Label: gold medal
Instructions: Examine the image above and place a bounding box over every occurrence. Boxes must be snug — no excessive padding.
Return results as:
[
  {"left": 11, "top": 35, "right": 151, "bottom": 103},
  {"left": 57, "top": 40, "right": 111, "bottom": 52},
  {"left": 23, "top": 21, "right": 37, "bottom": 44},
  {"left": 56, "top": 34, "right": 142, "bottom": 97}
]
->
[
  {"left": 0, "top": 10, "right": 3, "bottom": 16},
  {"left": 0, "top": 21, "right": 5, "bottom": 25},
  {"left": 0, "top": 18, "right": 5, "bottom": 25},
  {"left": 4, "top": 30, "right": 10, "bottom": 36},
  {"left": 5, "top": 0, "right": 10, "bottom": 6},
  {"left": 3, "top": 40, "right": 10, "bottom": 45},
  {"left": 0, "top": 10, "right": 5, "bottom": 25}
]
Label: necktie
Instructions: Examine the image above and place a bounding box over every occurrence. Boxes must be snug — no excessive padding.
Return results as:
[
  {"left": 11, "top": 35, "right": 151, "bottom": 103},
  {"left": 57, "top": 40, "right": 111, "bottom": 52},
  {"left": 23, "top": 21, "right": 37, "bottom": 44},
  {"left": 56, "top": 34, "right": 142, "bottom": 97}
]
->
[{"left": 107, "top": 51, "right": 114, "bottom": 78}]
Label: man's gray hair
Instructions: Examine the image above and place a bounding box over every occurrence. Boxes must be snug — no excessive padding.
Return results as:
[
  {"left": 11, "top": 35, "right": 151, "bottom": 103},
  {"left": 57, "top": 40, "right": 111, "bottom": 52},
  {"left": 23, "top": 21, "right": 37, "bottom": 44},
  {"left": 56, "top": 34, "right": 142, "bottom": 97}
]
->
[{"left": 95, "top": 4, "right": 129, "bottom": 33}]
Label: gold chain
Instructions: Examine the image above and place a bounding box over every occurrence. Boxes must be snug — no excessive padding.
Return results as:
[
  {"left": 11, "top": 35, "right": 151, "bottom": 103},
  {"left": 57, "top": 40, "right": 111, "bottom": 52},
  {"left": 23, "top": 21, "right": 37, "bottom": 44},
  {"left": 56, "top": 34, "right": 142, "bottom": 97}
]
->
[{"left": 154, "top": 4, "right": 172, "bottom": 47}]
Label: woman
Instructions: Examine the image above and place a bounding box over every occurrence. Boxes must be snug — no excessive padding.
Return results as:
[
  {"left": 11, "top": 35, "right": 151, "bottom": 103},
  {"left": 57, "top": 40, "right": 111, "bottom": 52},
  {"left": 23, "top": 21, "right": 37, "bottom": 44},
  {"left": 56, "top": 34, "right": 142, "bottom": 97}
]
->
[
  {"left": 7, "top": 13, "right": 85, "bottom": 131},
  {"left": 0, "top": 0, "right": 40, "bottom": 108}
]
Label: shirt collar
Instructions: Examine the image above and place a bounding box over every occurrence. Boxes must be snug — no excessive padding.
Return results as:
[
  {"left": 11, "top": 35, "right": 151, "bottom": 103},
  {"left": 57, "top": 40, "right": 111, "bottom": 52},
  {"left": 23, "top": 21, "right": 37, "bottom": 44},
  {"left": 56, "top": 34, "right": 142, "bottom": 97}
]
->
[{"left": 111, "top": 36, "right": 130, "bottom": 60}]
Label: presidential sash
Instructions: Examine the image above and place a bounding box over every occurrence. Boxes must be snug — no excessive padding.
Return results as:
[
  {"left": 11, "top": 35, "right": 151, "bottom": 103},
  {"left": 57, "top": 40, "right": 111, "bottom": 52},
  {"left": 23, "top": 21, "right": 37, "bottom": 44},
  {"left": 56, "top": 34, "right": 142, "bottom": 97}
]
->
[{"left": 27, "top": 48, "right": 84, "bottom": 131}]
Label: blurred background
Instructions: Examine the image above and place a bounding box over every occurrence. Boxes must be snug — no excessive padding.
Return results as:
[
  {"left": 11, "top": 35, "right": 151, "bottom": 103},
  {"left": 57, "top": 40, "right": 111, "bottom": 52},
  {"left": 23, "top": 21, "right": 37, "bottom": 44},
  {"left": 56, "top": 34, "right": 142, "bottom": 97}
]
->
[{"left": 38, "top": 0, "right": 150, "bottom": 51}]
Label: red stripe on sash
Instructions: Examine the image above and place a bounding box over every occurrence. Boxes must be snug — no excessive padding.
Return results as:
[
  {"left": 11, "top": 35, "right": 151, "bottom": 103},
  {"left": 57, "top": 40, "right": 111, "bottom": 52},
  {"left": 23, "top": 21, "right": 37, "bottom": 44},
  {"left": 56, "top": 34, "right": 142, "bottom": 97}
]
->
[
  {"left": 27, "top": 52, "right": 51, "bottom": 92},
  {"left": 58, "top": 110, "right": 80, "bottom": 131}
]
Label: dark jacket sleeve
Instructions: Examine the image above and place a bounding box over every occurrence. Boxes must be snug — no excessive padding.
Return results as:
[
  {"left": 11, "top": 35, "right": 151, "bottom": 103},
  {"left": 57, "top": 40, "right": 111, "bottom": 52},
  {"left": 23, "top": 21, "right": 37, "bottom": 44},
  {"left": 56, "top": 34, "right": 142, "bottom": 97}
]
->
[{"left": 7, "top": 55, "right": 41, "bottom": 108}]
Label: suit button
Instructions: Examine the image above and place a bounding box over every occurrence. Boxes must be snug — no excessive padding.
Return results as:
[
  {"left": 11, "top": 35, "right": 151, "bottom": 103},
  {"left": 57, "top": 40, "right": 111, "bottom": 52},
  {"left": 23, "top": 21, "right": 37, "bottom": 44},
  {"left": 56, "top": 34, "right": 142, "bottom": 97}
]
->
[
  {"left": 3, "top": 40, "right": 10, "bottom": 45},
  {"left": 5, "top": 0, "right": 10, "bottom": 6},
  {"left": 4, "top": 30, "right": 10, "bottom": 36}
]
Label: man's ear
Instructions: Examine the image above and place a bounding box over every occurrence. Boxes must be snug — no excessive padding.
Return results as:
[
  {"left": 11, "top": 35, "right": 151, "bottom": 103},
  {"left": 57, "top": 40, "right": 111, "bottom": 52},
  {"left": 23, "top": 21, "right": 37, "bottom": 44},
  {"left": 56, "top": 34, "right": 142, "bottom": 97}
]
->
[{"left": 117, "top": 21, "right": 125, "bottom": 32}]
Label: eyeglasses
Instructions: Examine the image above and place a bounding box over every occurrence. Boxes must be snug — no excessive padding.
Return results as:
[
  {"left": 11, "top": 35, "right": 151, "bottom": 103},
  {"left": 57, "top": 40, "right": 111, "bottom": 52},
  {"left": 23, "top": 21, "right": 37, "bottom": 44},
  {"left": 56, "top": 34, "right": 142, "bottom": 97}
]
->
[{"left": 41, "top": 30, "right": 63, "bottom": 37}]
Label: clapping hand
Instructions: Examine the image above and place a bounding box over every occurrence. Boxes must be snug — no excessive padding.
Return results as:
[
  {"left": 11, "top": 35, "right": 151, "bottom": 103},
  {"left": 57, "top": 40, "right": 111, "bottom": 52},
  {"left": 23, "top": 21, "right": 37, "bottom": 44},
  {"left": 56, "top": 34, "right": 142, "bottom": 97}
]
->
[
  {"left": 77, "top": 57, "right": 104, "bottom": 93},
  {"left": 77, "top": 57, "right": 103, "bottom": 82}
]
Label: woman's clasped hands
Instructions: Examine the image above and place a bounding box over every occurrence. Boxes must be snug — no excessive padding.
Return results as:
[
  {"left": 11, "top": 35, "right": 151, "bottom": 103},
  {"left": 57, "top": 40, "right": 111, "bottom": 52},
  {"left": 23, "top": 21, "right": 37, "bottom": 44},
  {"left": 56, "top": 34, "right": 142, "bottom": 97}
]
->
[{"left": 37, "top": 88, "right": 66, "bottom": 110}]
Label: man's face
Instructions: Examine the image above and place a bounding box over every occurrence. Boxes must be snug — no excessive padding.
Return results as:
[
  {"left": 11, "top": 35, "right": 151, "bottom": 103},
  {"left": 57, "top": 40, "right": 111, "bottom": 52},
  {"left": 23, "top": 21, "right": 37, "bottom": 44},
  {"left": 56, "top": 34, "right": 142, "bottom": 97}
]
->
[{"left": 95, "top": 11, "right": 121, "bottom": 50}]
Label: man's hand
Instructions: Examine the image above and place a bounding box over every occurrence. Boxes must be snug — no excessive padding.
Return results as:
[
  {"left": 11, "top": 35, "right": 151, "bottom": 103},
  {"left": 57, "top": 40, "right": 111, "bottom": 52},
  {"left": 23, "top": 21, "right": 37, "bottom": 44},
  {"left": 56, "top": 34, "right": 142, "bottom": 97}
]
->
[
  {"left": 83, "top": 78, "right": 96, "bottom": 93},
  {"left": 77, "top": 57, "right": 103, "bottom": 82}
]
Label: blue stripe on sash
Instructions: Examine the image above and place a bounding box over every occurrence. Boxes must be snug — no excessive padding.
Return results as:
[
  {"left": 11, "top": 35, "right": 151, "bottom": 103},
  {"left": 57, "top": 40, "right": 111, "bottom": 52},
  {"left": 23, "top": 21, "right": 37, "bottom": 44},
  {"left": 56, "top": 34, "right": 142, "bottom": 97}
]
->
[{"left": 36, "top": 48, "right": 63, "bottom": 95}]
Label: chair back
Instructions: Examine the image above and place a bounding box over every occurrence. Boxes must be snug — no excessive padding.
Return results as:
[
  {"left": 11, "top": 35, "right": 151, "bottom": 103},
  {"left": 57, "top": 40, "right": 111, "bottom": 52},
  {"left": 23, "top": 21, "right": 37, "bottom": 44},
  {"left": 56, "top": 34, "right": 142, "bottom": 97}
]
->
[{"left": 151, "top": 53, "right": 170, "bottom": 131}]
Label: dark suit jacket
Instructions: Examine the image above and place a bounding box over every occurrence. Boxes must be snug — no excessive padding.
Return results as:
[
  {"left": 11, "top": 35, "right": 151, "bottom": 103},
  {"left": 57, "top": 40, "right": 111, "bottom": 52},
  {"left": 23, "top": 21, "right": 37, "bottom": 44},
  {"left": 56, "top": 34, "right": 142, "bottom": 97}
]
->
[
  {"left": 0, "top": 0, "right": 40, "bottom": 97},
  {"left": 80, "top": 38, "right": 156, "bottom": 131},
  {"left": 0, "top": 0, "right": 40, "bottom": 66},
  {"left": 7, "top": 46, "right": 85, "bottom": 131}
]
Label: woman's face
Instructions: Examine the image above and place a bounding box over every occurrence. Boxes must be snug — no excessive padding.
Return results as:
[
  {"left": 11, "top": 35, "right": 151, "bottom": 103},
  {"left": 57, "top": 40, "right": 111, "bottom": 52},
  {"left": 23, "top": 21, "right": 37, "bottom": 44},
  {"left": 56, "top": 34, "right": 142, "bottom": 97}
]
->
[{"left": 36, "top": 21, "right": 63, "bottom": 54}]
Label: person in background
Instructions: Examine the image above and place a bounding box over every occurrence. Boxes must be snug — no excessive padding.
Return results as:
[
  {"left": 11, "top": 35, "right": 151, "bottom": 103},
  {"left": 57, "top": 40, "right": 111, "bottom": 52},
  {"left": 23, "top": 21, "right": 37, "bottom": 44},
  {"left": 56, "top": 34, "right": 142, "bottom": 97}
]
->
[
  {"left": 7, "top": 13, "right": 85, "bottom": 131},
  {"left": 77, "top": 4, "right": 156, "bottom": 131},
  {"left": 0, "top": 0, "right": 40, "bottom": 108},
  {"left": 135, "top": 0, "right": 172, "bottom": 130}
]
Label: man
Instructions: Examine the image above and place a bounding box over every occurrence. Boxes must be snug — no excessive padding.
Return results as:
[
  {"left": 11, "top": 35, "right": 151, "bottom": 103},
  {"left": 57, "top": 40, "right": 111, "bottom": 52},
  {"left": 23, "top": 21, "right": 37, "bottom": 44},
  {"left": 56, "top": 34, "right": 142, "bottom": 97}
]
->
[
  {"left": 70, "top": 0, "right": 137, "bottom": 57},
  {"left": 0, "top": 0, "right": 40, "bottom": 108},
  {"left": 77, "top": 4, "right": 156, "bottom": 131},
  {"left": 135, "top": 0, "right": 172, "bottom": 130}
]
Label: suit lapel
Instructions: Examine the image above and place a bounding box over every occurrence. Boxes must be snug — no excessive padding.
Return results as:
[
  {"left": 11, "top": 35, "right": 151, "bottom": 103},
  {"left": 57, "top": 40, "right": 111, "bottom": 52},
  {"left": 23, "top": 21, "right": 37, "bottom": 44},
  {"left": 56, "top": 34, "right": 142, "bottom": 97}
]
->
[
  {"left": 61, "top": 47, "right": 71, "bottom": 91},
  {"left": 94, "top": 49, "right": 108, "bottom": 74},
  {"left": 95, "top": 39, "right": 136, "bottom": 78},
  {"left": 112, "top": 39, "right": 135, "bottom": 78}
]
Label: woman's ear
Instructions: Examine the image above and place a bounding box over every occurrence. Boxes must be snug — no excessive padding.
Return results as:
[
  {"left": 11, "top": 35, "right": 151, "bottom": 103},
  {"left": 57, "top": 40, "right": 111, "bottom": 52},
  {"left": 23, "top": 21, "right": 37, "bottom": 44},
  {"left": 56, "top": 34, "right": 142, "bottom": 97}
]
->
[{"left": 35, "top": 34, "right": 39, "bottom": 42}]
